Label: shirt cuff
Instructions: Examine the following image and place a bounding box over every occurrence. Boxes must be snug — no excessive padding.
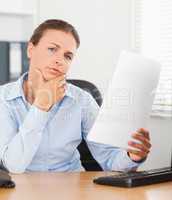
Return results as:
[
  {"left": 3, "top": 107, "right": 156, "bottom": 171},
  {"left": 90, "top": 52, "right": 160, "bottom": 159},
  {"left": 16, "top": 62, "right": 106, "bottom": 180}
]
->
[{"left": 111, "top": 149, "right": 141, "bottom": 172}]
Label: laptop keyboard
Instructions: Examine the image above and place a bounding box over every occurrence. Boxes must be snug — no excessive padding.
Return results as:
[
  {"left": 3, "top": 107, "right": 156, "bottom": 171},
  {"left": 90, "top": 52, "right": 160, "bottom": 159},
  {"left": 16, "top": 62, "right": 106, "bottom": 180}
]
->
[{"left": 93, "top": 167, "right": 172, "bottom": 187}]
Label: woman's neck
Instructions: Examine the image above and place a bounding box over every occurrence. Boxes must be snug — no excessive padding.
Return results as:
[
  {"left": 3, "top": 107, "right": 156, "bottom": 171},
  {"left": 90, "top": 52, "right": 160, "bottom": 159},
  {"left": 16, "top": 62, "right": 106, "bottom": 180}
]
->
[{"left": 23, "top": 78, "right": 35, "bottom": 105}]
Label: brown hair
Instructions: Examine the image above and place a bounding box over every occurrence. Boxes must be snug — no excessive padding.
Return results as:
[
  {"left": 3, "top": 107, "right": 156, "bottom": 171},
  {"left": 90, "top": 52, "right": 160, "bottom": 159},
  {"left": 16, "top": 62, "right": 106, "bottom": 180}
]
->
[{"left": 29, "top": 19, "right": 80, "bottom": 48}]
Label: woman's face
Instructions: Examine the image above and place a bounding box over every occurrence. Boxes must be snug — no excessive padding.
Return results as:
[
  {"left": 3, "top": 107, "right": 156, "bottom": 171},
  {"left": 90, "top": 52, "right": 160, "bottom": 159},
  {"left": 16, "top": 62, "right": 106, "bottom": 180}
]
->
[{"left": 27, "top": 29, "right": 77, "bottom": 81}]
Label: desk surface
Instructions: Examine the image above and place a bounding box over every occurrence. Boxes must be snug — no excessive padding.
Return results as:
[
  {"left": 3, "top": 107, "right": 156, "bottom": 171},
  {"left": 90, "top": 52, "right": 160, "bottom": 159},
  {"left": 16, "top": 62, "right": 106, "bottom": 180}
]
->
[{"left": 0, "top": 172, "right": 172, "bottom": 200}]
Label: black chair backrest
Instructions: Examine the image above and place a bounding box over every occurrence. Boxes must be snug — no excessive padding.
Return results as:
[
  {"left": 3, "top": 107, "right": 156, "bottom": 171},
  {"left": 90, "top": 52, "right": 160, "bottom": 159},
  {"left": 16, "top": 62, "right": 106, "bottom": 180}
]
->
[
  {"left": 67, "top": 79, "right": 103, "bottom": 106},
  {"left": 67, "top": 79, "right": 103, "bottom": 171}
]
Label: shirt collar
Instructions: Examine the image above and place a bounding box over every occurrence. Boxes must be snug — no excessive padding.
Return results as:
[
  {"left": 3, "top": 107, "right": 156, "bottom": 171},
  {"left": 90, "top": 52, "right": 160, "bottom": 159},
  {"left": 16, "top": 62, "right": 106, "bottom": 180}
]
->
[{"left": 5, "top": 72, "right": 75, "bottom": 101}]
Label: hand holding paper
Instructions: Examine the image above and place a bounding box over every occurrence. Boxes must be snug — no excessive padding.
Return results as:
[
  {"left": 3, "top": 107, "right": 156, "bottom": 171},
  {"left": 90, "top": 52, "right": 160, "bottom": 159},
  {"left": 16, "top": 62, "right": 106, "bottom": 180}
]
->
[{"left": 87, "top": 51, "right": 161, "bottom": 151}]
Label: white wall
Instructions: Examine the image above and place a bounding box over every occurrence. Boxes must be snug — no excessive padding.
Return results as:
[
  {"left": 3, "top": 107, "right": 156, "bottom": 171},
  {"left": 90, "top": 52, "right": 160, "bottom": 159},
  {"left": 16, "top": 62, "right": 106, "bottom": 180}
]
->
[
  {"left": 0, "top": 0, "right": 37, "bottom": 41},
  {"left": 142, "top": 117, "right": 172, "bottom": 170},
  {"left": 38, "top": 0, "right": 132, "bottom": 93}
]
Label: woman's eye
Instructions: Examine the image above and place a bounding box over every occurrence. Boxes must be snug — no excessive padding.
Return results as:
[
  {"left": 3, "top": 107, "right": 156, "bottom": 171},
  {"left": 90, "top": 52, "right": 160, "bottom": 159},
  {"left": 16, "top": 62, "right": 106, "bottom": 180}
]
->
[
  {"left": 48, "top": 47, "right": 57, "bottom": 54},
  {"left": 65, "top": 55, "right": 72, "bottom": 61}
]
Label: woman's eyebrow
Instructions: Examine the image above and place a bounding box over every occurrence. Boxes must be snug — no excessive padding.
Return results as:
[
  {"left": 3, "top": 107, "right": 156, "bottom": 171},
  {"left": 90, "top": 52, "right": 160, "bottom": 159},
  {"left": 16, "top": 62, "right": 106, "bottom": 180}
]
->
[
  {"left": 50, "top": 42, "right": 74, "bottom": 56},
  {"left": 50, "top": 42, "right": 60, "bottom": 48}
]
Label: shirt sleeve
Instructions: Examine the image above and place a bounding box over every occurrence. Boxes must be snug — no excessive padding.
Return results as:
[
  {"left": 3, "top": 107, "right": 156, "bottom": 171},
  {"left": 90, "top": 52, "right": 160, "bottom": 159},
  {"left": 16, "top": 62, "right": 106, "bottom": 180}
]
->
[
  {"left": 0, "top": 101, "right": 50, "bottom": 173},
  {"left": 81, "top": 92, "right": 141, "bottom": 171}
]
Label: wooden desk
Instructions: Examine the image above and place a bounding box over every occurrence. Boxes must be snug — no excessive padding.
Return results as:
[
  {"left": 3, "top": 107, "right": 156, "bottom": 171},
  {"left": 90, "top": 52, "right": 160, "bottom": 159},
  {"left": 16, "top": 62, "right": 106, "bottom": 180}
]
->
[{"left": 0, "top": 172, "right": 172, "bottom": 200}]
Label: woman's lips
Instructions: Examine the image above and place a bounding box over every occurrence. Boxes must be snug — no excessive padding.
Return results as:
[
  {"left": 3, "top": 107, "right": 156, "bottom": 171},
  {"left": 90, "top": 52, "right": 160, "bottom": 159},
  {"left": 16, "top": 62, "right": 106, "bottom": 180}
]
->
[{"left": 47, "top": 67, "right": 63, "bottom": 75}]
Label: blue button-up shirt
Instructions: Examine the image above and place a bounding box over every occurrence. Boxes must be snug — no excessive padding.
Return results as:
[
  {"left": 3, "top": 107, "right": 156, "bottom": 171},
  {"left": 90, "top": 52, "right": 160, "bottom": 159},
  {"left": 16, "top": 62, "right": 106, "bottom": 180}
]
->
[{"left": 0, "top": 73, "right": 140, "bottom": 173}]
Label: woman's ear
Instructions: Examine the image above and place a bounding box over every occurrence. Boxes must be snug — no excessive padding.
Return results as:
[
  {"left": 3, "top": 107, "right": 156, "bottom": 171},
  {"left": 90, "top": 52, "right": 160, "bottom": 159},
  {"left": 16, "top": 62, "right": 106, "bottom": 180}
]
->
[{"left": 27, "top": 42, "right": 34, "bottom": 59}]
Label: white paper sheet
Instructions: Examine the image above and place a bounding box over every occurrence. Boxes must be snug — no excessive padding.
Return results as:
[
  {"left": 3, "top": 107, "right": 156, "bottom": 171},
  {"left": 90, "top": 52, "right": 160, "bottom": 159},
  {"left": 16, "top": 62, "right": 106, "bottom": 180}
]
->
[{"left": 87, "top": 51, "right": 161, "bottom": 148}]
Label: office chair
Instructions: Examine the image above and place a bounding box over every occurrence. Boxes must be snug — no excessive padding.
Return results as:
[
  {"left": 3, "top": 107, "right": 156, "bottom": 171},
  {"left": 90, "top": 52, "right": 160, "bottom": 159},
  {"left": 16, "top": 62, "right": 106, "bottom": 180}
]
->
[{"left": 67, "top": 79, "right": 103, "bottom": 171}]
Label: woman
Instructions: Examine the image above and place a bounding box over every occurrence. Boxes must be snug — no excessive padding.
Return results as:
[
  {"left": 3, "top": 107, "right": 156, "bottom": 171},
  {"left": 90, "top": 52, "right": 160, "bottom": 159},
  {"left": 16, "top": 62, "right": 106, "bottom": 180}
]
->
[{"left": 0, "top": 19, "right": 151, "bottom": 173}]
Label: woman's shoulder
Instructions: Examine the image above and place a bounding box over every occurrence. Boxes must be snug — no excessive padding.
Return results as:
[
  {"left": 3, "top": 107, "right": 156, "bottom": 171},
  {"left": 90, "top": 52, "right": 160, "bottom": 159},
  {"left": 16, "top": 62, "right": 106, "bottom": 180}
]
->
[
  {"left": 0, "top": 81, "right": 19, "bottom": 101},
  {"left": 67, "top": 82, "right": 94, "bottom": 100}
]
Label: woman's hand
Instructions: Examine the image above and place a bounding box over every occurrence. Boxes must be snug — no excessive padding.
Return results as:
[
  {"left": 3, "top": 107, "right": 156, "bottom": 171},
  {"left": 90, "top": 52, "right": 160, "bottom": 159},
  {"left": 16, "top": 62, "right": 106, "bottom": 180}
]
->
[
  {"left": 33, "top": 69, "right": 66, "bottom": 111},
  {"left": 127, "top": 128, "right": 151, "bottom": 162}
]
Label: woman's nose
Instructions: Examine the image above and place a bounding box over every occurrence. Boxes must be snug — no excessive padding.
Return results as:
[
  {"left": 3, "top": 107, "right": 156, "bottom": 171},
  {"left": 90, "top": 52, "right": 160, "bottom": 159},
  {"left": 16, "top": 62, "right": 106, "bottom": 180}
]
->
[{"left": 55, "top": 56, "right": 64, "bottom": 66}]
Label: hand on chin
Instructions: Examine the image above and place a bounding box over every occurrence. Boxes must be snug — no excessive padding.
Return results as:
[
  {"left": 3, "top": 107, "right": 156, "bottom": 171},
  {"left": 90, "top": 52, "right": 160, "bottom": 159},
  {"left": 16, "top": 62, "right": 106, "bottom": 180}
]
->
[{"left": 42, "top": 70, "right": 64, "bottom": 81}]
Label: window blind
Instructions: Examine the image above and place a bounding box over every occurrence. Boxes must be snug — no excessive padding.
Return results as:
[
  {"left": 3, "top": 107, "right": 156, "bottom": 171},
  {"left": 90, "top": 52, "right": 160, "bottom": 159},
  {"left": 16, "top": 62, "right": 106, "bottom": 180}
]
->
[{"left": 133, "top": 0, "right": 172, "bottom": 117}]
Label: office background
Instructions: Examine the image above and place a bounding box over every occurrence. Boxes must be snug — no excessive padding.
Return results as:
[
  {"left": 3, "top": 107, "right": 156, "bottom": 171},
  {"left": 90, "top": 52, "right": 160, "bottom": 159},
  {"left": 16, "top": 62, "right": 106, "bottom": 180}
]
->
[{"left": 0, "top": 0, "right": 172, "bottom": 170}]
